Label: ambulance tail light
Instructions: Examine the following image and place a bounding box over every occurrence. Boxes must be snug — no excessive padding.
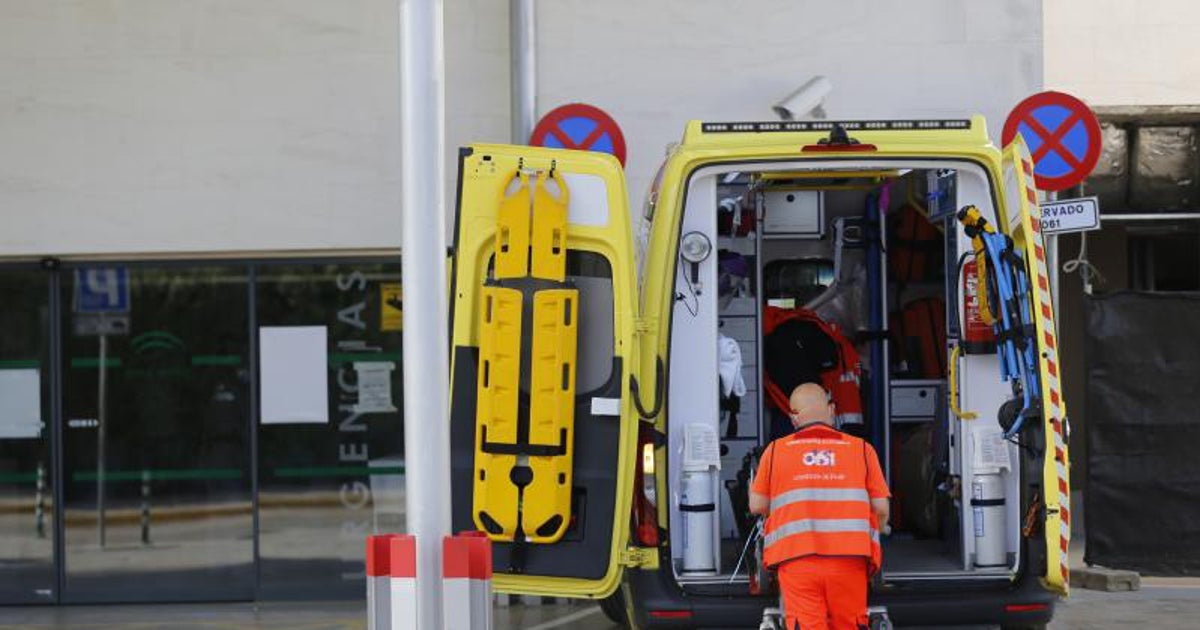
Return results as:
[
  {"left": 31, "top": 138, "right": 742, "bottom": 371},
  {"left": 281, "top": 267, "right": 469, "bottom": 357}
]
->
[
  {"left": 802, "top": 124, "right": 876, "bottom": 153},
  {"left": 1005, "top": 603, "right": 1050, "bottom": 613},
  {"left": 648, "top": 609, "right": 693, "bottom": 620},
  {"left": 802, "top": 143, "right": 878, "bottom": 153},
  {"left": 633, "top": 425, "right": 660, "bottom": 547}
]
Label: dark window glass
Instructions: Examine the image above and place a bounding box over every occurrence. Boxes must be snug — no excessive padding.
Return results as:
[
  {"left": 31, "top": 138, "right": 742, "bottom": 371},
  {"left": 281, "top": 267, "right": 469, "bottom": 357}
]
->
[
  {"left": 1129, "top": 227, "right": 1200, "bottom": 291},
  {"left": 567, "top": 252, "right": 615, "bottom": 394},
  {"left": 0, "top": 269, "right": 54, "bottom": 604},
  {"left": 255, "top": 262, "right": 403, "bottom": 600},
  {"left": 60, "top": 266, "right": 253, "bottom": 603}
]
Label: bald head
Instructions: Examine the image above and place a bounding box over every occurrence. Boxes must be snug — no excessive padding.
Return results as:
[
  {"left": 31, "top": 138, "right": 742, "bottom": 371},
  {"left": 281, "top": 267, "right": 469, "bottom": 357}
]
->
[{"left": 788, "top": 383, "right": 834, "bottom": 428}]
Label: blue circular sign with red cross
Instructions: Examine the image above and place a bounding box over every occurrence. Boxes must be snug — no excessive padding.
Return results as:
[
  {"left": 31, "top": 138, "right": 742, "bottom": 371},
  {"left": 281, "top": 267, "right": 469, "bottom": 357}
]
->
[
  {"left": 529, "top": 103, "right": 627, "bottom": 167},
  {"left": 1002, "top": 91, "right": 1101, "bottom": 191}
]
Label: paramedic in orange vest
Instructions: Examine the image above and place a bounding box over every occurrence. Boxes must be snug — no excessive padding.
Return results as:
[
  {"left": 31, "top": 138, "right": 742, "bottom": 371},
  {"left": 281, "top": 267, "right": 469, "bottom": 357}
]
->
[{"left": 750, "top": 383, "right": 890, "bottom": 630}]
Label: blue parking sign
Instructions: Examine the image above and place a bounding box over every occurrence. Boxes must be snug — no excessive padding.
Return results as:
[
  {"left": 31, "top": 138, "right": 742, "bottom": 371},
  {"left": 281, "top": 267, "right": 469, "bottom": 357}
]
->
[{"left": 74, "top": 267, "right": 130, "bottom": 313}]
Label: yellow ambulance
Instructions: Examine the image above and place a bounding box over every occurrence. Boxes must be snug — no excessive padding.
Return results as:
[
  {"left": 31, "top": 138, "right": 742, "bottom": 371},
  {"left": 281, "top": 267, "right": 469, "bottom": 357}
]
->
[{"left": 446, "top": 117, "right": 1070, "bottom": 629}]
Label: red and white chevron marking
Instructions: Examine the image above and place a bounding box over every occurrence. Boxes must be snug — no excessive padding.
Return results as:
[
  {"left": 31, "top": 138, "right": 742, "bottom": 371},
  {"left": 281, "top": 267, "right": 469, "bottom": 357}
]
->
[{"left": 1022, "top": 157, "right": 1071, "bottom": 580}]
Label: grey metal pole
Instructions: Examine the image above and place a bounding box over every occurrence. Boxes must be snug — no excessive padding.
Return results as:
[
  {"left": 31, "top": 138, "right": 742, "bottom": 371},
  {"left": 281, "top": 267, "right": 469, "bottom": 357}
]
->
[
  {"left": 398, "top": 0, "right": 450, "bottom": 626},
  {"left": 140, "top": 469, "right": 151, "bottom": 545},
  {"left": 1081, "top": 231, "right": 1094, "bottom": 296},
  {"left": 1045, "top": 191, "right": 1060, "bottom": 336},
  {"left": 1049, "top": 235, "right": 1060, "bottom": 328},
  {"left": 96, "top": 332, "right": 107, "bottom": 548},
  {"left": 510, "top": 0, "right": 536, "bottom": 143},
  {"left": 35, "top": 461, "right": 45, "bottom": 538}
]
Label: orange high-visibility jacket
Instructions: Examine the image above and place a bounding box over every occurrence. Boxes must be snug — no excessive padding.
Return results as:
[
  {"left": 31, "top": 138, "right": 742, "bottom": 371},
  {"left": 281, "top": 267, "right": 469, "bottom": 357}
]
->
[{"left": 755, "top": 424, "right": 884, "bottom": 574}]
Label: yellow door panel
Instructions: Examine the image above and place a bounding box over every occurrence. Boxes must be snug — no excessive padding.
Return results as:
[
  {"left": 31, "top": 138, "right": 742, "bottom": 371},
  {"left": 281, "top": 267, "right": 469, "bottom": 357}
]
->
[
  {"left": 1003, "top": 137, "right": 1071, "bottom": 596},
  {"left": 449, "top": 144, "right": 638, "bottom": 598}
]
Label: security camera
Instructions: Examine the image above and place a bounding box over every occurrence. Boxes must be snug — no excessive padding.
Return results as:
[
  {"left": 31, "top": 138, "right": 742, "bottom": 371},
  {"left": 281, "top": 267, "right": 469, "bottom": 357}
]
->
[{"left": 772, "top": 76, "right": 832, "bottom": 121}]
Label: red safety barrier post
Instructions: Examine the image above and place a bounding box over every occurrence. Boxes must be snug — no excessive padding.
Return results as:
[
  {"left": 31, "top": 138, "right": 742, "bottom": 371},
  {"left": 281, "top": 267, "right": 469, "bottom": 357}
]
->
[
  {"left": 389, "top": 534, "right": 418, "bottom": 628},
  {"left": 366, "top": 534, "right": 397, "bottom": 630},
  {"left": 443, "top": 533, "right": 493, "bottom": 629},
  {"left": 462, "top": 531, "right": 493, "bottom": 628},
  {"left": 443, "top": 536, "right": 472, "bottom": 629}
]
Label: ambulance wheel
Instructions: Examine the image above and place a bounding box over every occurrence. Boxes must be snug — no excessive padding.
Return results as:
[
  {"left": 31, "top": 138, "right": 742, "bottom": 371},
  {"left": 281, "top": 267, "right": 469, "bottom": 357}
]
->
[{"left": 598, "top": 590, "right": 628, "bottom": 626}]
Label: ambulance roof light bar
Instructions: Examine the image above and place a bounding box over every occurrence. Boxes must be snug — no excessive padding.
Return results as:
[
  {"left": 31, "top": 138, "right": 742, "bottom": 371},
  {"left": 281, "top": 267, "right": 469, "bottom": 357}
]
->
[{"left": 700, "top": 119, "right": 972, "bottom": 133}]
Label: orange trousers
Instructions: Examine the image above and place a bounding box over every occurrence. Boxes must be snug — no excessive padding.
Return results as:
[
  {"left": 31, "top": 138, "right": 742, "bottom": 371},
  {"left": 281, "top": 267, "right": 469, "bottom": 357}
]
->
[{"left": 778, "top": 556, "right": 869, "bottom": 630}]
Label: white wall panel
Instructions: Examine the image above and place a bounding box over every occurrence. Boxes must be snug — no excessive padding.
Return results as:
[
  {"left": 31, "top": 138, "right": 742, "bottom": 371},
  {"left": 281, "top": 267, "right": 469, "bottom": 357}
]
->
[{"left": 0, "top": 0, "right": 509, "bottom": 257}]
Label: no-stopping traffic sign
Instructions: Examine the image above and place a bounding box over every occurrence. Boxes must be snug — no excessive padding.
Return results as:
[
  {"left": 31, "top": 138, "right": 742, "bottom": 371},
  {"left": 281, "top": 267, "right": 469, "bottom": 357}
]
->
[
  {"left": 529, "top": 103, "right": 627, "bottom": 167},
  {"left": 1002, "top": 91, "right": 1101, "bottom": 191}
]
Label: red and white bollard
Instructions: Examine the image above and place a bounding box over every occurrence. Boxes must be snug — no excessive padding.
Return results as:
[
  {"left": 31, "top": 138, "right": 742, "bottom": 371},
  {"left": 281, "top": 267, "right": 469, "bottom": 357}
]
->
[
  {"left": 443, "top": 532, "right": 493, "bottom": 630},
  {"left": 367, "top": 532, "right": 490, "bottom": 629},
  {"left": 464, "top": 533, "right": 493, "bottom": 629},
  {"left": 389, "top": 534, "right": 419, "bottom": 629},
  {"left": 366, "top": 534, "right": 395, "bottom": 630}
]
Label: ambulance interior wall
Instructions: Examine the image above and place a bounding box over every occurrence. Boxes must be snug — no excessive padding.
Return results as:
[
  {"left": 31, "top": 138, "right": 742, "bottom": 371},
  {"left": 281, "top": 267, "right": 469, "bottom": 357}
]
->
[
  {"left": 668, "top": 167, "right": 1024, "bottom": 578},
  {"left": 773, "top": 178, "right": 1024, "bottom": 573},
  {"left": 667, "top": 173, "right": 722, "bottom": 574},
  {"left": 950, "top": 167, "right": 1024, "bottom": 571},
  {"left": 667, "top": 182, "right": 878, "bottom": 576}
]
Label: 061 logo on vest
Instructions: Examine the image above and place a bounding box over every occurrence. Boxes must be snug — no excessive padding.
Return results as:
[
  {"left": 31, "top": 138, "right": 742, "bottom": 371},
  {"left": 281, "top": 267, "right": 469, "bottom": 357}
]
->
[{"left": 803, "top": 450, "right": 836, "bottom": 467}]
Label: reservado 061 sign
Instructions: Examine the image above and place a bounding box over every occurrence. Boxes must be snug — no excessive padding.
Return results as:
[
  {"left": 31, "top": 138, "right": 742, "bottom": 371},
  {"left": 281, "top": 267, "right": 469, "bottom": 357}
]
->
[{"left": 1039, "top": 196, "right": 1100, "bottom": 235}]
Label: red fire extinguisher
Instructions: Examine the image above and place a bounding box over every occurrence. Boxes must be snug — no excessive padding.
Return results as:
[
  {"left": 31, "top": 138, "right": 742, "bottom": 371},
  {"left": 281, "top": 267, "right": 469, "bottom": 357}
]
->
[{"left": 961, "top": 258, "right": 996, "bottom": 354}]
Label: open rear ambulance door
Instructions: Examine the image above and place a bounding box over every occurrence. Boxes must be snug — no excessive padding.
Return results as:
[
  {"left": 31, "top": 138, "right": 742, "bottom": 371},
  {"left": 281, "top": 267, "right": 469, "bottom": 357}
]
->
[
  {"left": 447, "top": 144, "right": 642, "bottom": 598},
  {"left": 1001, "top": 138, "right": 1071, "bottom": 596}
]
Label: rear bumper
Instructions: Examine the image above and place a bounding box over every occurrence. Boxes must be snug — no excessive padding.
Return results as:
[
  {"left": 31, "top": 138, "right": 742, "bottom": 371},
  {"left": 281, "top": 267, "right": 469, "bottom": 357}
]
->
[{"left": 626, "top": 554, "right": 1056, "bottom": 628}]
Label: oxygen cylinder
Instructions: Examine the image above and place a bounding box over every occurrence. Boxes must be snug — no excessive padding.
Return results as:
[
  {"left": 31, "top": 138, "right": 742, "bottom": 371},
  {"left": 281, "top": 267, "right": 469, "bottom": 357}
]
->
[
  {"left": 972, "top": 473, "right": 1007, "bottom": 567},
  {"left": 962, "top": 258, "right": 997, "bottom": 354},
  {"left": 680, "top": 469, "right": 718, "bottom": 575}
]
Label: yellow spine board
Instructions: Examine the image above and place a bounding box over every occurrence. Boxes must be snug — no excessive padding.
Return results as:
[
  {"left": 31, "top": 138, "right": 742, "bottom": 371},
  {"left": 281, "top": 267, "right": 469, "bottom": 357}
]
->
[
  {"left": 472, "top": 168, "right": 578, "bottom": 545},
  {"left": 472, "top": 286, "right": 524, "bottom": 540},
  {"left": 495, "top": 173, "right": 532, "bottom": 279},
  {"left": 530, "top": 171, "right": 570, "bottom": 282},
  {"left": 522, "top": 289, "right": 579, "bottom": 543}
]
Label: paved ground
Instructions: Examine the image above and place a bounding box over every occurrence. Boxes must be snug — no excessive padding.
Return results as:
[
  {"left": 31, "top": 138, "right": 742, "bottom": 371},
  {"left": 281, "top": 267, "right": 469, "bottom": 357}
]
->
[{"left": 2, "top": 583, "right": 1200, "bottom": 630}]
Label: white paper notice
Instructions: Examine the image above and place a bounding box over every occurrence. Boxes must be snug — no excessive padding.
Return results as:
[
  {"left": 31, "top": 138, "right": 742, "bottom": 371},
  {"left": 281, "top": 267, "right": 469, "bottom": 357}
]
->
[
  {"left": 354, "top": 362, "right": 397, "bottom": 413},
  {"left": 683, "top": 422, "right": 721, "bottom": 470},
  {"left": 0, "top": 369, "right": 42, "bottom": 439},
  {"left": 972, "top": 428, "right": 1012, "bottom": 473},
  {"left": 260, "top": 326, "right": 329, "bottom": 425}
]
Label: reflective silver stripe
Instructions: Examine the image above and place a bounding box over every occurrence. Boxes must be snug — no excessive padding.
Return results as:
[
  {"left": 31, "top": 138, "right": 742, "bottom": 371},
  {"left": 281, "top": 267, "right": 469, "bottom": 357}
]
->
[
  {"left": 770, "top": 488, "right": 870, "bottom": 511},
  {"left": 870, "top": 528, "right": 881, "bottom": 544},
  {"left": 764, "top": 518, "right": 873, "bottom": 548}
]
